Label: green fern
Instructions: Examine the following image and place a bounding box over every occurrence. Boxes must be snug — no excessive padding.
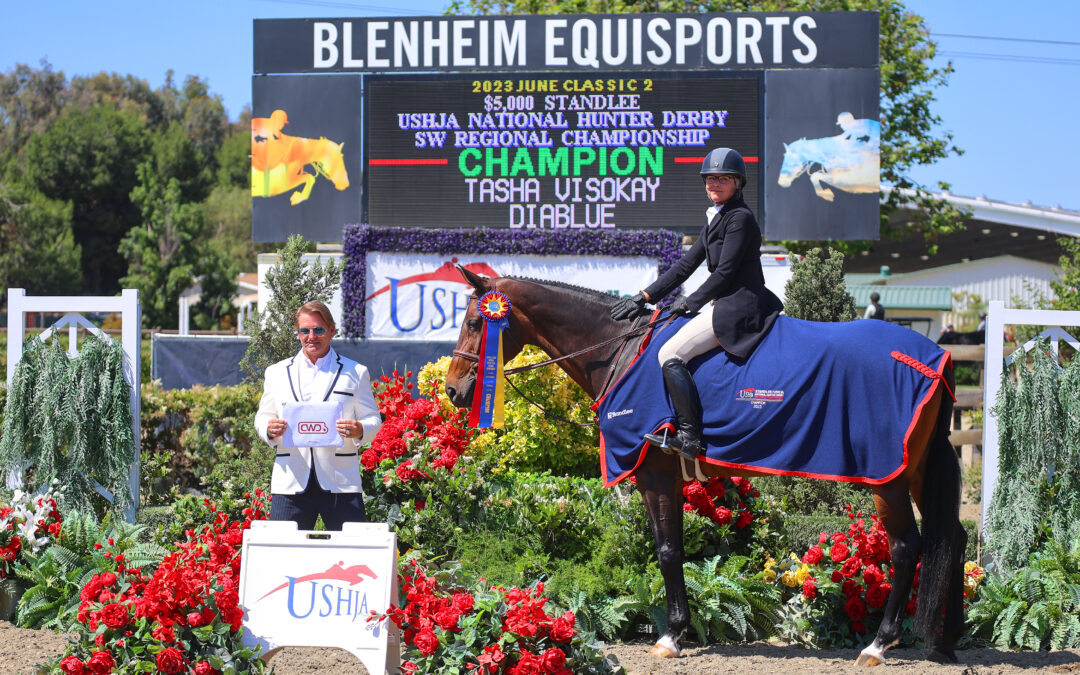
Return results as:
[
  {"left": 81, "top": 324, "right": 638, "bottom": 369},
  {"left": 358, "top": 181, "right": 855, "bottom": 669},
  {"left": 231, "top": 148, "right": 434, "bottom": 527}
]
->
[
  {"left": 967, "top": 537, "right": 1080, "bottom": 650},
  {"left": 679, "top": 555, "right": 781, "bottom": 645},
  {"left": 12, "top": 510, "right": 165, "bottom": 630}
]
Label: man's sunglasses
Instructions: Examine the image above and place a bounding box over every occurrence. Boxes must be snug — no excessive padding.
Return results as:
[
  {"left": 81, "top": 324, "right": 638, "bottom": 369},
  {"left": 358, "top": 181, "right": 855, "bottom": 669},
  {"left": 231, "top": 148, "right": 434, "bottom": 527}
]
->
[{"left": 297, "top": 326, "right": 327, "bottom": 336}]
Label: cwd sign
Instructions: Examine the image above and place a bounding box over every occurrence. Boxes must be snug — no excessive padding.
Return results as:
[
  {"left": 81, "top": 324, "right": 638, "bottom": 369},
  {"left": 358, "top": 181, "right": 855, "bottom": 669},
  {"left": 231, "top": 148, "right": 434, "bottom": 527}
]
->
[
  {"left": 365, "top": 252, "right": 658, "bottom": 339},
  {"left": 239, "top": 521, "right": 399, "bottom": 674},
  {"left": 297, "top": 421, "right": 329, "bottom": 434}
]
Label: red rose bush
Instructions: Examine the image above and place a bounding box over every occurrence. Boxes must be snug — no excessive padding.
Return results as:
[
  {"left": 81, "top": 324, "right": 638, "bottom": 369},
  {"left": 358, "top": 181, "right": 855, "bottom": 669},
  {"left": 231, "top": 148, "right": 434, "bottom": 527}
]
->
[
  {"left": 47, "top": 491, "right": 270, "bottom": 674},
  {"left": 380, "top": 557, "right": 620, "bottom": 674},
  {"left": 363, "top": 370, "right": 473, "bottom": 487},
  {"left": 771, "top": 504, "right": 984, "bottom": 648}
]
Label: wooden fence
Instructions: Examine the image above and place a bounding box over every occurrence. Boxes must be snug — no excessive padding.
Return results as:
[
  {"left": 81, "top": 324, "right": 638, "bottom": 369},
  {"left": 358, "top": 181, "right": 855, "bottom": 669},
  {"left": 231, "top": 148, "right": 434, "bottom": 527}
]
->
[{"left": 945, "top": 344, "right": 984, "bottom": 464}]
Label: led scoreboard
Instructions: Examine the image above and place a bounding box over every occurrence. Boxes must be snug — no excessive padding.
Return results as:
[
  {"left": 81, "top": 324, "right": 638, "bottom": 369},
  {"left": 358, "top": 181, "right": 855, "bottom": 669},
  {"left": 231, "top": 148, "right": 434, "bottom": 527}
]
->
[{"left": 363, "top": 73, "right": 760, "bottom": 229}]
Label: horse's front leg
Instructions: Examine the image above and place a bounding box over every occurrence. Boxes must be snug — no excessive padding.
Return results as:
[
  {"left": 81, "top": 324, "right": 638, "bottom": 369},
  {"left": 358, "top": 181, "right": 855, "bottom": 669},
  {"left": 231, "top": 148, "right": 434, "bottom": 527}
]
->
[
  {"left": 809, "top": 170, "right": 836, "bottom": 201},
  {"left": 635, "top": 449, "right": 688, "bottom": 658},
  {"left": 289, "top": 172, "right": 317, "bottom": 205}
]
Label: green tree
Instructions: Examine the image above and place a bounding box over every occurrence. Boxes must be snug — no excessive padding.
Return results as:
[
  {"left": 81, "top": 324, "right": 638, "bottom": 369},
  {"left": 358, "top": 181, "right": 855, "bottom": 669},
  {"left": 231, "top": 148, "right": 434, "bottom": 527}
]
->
[
  {"left": 240, "top": 235, "right": 341, "bottom": 383},
  {"left": 69, "top": 71, "right": 166, "bottom": 128},
  {"left": 0, "top": 61, "right": 69, "bottom": 168},
  {"left": 203, "top": 184, "right": 259, "bottom": 271},
  {"left": 453, "top": 0, "right": 968, "bottom": 255},
  {"left": 147, "top": 121, "right": 213, "bottom": 203},
  {"left": 215, "top": 129, "right": 250, "bottom": 190},
  {"left": 21, "top": 104, "right": 150, "bottom": 294},
  {"left": 119, "top": 163, "right": 236, "bottom": 329},
  {"left": 0, "top": 180, "right": 82, "bottom": 297},
  {"left": 1049, "top": 237, "right": 1080, "bottom": 312},
  {"left": 783, "top": 248, "right": 857, "bottom": 322}
]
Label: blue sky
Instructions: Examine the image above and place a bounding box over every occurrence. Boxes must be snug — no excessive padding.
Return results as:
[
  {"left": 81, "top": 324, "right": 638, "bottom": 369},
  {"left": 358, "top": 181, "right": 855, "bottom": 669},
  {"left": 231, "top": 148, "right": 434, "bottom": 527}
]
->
[{"left": 3, "top": 1, "right": 1078, "bottom": 210}]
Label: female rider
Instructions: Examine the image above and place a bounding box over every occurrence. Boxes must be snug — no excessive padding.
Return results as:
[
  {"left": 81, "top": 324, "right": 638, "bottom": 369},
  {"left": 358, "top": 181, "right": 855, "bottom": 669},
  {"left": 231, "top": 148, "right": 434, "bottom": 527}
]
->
[{"left": 609, "top": 148, "right": 783, "bottom": 460}]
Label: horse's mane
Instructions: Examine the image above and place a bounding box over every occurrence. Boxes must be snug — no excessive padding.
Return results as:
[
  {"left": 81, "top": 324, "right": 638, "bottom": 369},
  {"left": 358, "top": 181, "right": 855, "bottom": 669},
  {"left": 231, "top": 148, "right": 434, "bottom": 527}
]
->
[{"left": 503, "top": 275, "right": 619, "bottom": 306}]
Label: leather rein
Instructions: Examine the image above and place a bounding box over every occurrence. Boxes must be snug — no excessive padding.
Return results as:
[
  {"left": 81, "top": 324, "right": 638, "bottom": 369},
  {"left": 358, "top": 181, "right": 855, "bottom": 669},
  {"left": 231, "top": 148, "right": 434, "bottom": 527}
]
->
[{"left": 451, "top": 306, "right": 674, "bottom": 427}]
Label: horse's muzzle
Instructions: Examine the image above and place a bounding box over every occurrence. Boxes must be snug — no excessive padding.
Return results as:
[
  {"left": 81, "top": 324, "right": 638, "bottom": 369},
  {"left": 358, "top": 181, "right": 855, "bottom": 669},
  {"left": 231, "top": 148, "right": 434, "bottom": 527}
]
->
[{"left": 444, "top": 382, "right": 473, "bottom": 409}]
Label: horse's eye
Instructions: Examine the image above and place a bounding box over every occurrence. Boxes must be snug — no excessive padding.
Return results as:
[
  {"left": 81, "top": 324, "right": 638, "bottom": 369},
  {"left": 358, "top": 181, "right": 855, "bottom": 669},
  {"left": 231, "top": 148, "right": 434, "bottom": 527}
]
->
[{"left": 466, "top": 319, "right": 482, "bottom": 332}]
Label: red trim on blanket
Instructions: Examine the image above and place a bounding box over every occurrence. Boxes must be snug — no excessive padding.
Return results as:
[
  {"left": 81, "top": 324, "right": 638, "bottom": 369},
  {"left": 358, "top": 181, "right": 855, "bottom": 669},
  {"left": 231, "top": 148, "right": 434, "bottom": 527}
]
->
[
  {"left": 600, "top": 350, "right": 954, "bottom": 488},
  {"left": 602, "top": 422, "right": 675, "bottom": 488}
]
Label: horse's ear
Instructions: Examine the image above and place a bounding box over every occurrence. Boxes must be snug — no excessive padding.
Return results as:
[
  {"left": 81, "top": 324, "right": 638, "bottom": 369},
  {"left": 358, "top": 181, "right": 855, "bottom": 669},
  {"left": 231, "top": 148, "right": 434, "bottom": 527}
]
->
[
  {"left": 457, "top": 265, "right": 489, "bottom": 294},
  {"left": 783, "top": 142, "right": 789, "bottom": 151}
]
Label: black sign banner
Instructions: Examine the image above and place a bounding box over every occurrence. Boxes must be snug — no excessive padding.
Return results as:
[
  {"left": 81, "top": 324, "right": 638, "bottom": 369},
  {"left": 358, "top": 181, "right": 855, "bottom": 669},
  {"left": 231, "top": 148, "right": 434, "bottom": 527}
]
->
[
  {"left": 255, "top": 12, "right": 879, "bottom": 74},
  {"left": 363, "top": 72, "right": 761, "bottom": 229}
]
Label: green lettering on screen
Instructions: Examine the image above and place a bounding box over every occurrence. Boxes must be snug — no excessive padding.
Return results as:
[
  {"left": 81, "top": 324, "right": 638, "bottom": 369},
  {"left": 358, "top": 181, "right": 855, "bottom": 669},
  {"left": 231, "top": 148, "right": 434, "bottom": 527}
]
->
[
  {"left": 459, "top": 148, "right": 482, "bottom": 177},
  {"left": 510, "top": 149, "right": 536, "bottom": 177},
  {"left": 538, "top": 147, "right": 568, "bottom": 176},
  {"left": 456, "top": 146, "right": 663, "bottom": 178}
]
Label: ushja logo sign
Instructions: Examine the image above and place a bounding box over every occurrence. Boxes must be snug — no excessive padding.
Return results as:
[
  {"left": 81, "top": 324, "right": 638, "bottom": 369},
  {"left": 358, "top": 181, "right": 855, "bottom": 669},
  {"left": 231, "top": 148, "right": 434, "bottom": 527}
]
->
[
  {"left": 258, "top": 561, "right": 378, "bottom": 622},
  {"left": 297, "top": 422, "right": 329, "bottom": 434}
]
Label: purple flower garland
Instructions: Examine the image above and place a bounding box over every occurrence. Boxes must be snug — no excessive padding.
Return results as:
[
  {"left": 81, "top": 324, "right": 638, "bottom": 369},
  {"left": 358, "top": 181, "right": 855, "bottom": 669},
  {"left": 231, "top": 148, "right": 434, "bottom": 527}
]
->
[{"left": 341, "top": 225, "right": 683, "bottom": 337}]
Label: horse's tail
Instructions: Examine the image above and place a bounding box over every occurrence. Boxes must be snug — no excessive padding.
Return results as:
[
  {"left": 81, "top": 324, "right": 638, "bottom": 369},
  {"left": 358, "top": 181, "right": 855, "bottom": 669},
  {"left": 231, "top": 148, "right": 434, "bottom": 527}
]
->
[{"left": 914, "top": 366, "right": 965, "bottom": 644}]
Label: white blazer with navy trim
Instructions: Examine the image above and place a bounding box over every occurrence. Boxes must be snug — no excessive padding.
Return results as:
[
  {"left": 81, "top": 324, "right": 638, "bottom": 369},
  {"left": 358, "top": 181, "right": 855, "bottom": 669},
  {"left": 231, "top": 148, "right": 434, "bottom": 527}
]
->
[{"left": 254, "top": 349, "right": 382, "bottom": 494}]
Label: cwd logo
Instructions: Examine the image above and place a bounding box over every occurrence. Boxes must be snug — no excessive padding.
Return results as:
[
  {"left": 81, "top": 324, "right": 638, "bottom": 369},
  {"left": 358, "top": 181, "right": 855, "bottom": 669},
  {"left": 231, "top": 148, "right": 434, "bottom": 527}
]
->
[
  {"left": 737, "top": 388, "right": 756, "bottom": 399},
  {"left": 298, "top": 422, "right": 329, "bottom": 434}
]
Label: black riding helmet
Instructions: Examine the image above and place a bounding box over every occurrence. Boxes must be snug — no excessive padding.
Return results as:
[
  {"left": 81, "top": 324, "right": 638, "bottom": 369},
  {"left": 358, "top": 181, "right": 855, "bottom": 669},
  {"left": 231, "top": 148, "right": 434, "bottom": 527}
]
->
[{"left": 700, "top": 147, "right": 747, "bottom": 189}]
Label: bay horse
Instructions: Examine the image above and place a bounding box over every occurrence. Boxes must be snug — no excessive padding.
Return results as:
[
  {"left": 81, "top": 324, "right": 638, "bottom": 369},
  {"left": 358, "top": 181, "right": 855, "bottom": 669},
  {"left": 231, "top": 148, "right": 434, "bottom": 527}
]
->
[{"left": 444, "top": 269, "right": 967, "bottom": 667}]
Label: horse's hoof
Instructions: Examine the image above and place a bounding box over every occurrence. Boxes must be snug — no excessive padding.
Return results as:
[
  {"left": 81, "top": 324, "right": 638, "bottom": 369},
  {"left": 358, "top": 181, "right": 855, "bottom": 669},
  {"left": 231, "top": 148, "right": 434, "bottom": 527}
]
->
[
  {"left": 854, "top": 646, "right": 885, "bottom": 667},
  {"left": 648, "top": 635, "right": 681, "bottom": 658},
  {"left": 929, "top": 648, "right": 958, "bottom": 664}
]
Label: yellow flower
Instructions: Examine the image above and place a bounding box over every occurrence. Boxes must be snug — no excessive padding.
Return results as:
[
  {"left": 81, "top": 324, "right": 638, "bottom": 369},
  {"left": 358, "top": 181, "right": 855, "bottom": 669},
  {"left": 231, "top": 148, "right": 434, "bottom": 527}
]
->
[
  {"left": 795, "top": 563, "right": 811, "bottom": 585},
  {"left": 781, "top": 570, "right": 799, "bottom": 587}
]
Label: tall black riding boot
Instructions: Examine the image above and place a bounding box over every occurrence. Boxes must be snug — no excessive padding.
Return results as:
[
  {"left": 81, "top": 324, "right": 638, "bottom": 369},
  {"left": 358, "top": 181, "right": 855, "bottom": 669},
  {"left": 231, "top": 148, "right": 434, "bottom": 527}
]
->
[{"left": 644, "top": 358, "right": 705, "bottom": 461}]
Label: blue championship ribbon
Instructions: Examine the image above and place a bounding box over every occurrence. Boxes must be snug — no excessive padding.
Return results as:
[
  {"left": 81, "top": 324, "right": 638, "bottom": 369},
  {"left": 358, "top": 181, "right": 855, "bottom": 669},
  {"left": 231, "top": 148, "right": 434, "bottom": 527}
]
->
[{"left": 468, "top": 291, "right": 511, "bottom": 428}]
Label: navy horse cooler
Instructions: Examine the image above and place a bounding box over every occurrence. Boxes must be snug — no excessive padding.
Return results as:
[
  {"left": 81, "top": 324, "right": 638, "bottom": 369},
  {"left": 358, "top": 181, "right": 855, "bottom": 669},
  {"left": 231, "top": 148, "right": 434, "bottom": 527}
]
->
[{"left": 596, "top": 315, "right": 952, "bottom": 487}]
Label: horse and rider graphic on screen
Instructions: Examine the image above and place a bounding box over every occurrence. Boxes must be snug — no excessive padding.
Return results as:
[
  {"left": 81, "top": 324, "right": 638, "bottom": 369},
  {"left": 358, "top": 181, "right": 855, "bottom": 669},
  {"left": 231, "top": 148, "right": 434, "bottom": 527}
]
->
[
  {"left": 777, "top": 111, "right": 880, "bottom": 202},
  {"left": 251, "top": 109, "right": 350, "bottom": 205}
]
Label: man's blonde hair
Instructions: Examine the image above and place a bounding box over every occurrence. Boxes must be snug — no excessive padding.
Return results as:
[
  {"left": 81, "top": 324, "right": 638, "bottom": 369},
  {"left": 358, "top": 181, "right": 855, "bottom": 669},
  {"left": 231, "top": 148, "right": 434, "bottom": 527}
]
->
[{"left": 294, "top": 301, "right": 336, "bottom": 331}]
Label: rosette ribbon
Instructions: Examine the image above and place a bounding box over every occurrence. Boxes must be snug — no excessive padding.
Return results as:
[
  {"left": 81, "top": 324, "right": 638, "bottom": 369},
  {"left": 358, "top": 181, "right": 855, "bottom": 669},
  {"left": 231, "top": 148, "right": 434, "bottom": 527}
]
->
[{"left": 469, "top": 290, "right": 511, "bottom": 428}]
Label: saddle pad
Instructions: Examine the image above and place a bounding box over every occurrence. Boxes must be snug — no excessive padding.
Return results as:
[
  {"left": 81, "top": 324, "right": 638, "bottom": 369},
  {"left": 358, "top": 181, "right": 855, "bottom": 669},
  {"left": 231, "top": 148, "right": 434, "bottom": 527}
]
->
[{"left": 596, "top": 315, "right": 951, "bottom": 487}]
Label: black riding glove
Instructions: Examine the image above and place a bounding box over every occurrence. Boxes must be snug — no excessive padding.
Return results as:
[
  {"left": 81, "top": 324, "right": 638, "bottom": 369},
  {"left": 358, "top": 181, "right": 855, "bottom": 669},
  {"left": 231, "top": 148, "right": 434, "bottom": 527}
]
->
[
  {"left": 610, "top": 292, "right": 648, "bottom": 321},
  {"left": 669, "top": 296, "right": 695, "bottom": 316}
]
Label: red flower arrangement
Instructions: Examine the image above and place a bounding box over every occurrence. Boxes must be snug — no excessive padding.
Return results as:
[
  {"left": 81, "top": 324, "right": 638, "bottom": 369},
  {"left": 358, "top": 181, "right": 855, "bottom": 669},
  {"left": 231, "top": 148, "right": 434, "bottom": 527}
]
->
[
  {"left": 777, "top": 504, "right": 982, "bottom": 647},
  {"left": 380, "top": 558, "right": 615, "bottom": 674},
  {"left": 362, "top": 370, "right": 473, "bottom": 486},
  {"left": 681, "top": 476, "right": 759, "bottom": 530},
  {"left": 51, "top": 491, "right": 270, "bottom": 673}
]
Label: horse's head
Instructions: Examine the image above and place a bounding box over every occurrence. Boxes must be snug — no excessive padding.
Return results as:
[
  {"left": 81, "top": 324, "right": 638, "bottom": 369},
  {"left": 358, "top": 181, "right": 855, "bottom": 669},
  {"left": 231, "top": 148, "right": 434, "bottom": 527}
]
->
[
  {"left": 776, "top": 138, "right": 809, "bottom": 187},
  {"left": 444, "top": 266, "right": 527, "bottom": 408},
  {"left": 317, "top": 139, "right": 349, "bottom": 191}
]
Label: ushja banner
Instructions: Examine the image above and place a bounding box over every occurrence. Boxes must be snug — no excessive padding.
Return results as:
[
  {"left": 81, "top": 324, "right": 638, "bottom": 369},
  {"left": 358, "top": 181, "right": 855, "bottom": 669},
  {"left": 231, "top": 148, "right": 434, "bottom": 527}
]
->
[{"left": 364, "top": 252, "right": 657, "bottom": 339}]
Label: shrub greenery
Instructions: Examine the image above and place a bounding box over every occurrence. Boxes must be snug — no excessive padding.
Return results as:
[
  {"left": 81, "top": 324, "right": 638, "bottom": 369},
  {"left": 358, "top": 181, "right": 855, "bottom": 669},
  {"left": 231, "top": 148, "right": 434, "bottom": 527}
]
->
[
  {"left": 420, "top": 350, "right": 600, "bottom": 477},
  {"left": 139, "top": 381, "right": 263, "bottom": 504}
]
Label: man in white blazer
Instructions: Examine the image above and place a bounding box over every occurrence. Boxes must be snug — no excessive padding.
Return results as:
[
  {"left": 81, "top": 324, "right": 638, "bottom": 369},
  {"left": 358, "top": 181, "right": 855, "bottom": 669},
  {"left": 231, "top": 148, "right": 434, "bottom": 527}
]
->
[{"left": 254, "top": 301, "right": 382, "bottom": 530}]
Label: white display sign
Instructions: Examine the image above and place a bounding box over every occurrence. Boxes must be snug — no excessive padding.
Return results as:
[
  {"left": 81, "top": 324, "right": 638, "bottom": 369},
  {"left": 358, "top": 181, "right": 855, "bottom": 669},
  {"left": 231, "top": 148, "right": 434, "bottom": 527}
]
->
[
  {"left": 239, "top": 521, "right": 399, "bottom": 674},
  {"left": 365, "top": 252, "right": 657, "bottom": 339},
  {"left": 281, "top": 401, "right": 344, "bottom": 447}
]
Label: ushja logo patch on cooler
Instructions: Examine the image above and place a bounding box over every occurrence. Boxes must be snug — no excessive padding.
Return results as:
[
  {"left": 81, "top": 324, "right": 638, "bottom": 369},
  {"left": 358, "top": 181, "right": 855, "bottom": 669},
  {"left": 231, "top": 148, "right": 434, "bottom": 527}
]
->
[{"left": 736, "top": 387, "right": 785, "bottom": 409}]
